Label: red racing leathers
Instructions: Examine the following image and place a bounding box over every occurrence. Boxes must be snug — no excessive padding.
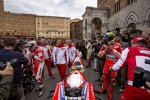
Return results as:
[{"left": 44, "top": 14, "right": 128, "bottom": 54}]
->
[
  {"left": 33, "top": 46, "right": 45, "bottom": 87},
  {"left": 112, "top": 46, "right": 150, "bottom": 100},
  {"left": 42, "top": 44, "right": 55, "bottom": 79},
  {"left": 98, "top": 42, "right": 122, "bottom": 100}
]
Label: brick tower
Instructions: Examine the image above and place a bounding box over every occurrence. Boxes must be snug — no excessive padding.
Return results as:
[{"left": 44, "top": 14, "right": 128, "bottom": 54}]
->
[
  {"left": 0, "top": 0, "right": 4, "bottom": 12},
  {"left": 0, "top": 0, "right": 4, "bottom": 35}
]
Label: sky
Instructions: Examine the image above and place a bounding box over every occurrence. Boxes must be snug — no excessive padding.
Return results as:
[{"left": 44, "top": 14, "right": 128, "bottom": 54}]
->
[{"left": 4, "top": 0, "right": 97, "bottom": 19}]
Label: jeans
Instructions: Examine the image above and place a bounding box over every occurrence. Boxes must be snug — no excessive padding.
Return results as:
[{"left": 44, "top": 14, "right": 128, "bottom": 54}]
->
[
  {"left": 94, "top": 58, "right": 97, "bottom": 69},
  {"left": 97, "top": 59, "right": 105, "bottom": 78}
]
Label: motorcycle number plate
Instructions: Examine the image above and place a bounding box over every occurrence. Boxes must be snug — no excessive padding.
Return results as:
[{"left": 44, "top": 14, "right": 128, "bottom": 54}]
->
[{"left": 65, "top": 97, "right": 82, "bottom": 100}]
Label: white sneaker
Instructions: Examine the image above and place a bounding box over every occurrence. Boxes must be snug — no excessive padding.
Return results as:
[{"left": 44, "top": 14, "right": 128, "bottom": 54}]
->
[{"left": 38, "top": 91, "right": 43, "bottom": 97}]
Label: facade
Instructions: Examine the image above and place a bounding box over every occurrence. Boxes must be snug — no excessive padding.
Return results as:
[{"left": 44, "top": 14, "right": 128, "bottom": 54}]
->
[
  {"left": 0, "top": 0, "right": 36, "bottom": 38},
  {"left": 82, "top": 7, "right": 108, "bottom": 40},
  {"left": 70, "top": 20, "right": 83, "bottom": 40},
  {"left": 0, "top": 0, "right": 70, "bottom": 39},
  {"left": 3, "top": 12, "right": 36, "bottom": 38},
  {"left": 82, "top": 0, "right": 150, "bottom": 40},
  {"left": 97, "top": 0, "right": 150, "bottom": 31},
  {"left": 36, "top": 16, "right": 70, "bottom": 39}
]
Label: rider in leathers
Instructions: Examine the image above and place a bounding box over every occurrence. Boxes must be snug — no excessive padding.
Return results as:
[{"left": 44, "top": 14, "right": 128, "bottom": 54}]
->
[
  {"left": 98, "top": 32, "right": 122, "bottom": 100},
  {"left": 33, "top": 42, "right": 45, "bottom": 97}
]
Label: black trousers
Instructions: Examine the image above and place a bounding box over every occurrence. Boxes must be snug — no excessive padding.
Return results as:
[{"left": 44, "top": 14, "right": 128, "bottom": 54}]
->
[{"left": 97, "top": 59, "right": 106, "bottom": 79}]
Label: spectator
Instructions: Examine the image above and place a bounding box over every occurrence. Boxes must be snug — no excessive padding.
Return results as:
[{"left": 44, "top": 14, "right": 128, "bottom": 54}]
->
[
  {"left": 0, "top": 36, "right": 30, "bottom": 100},
  {"left": 0, "top": 62, "right": 14, "bottom": 100},
  {"left": 121, "top": 29, "right": 130, "bottom": 49},
  {"left": 129, "top": 29, "right": 140, "bottom": 39},
  {"left": 114, "top": 27, "right": 121, "bottom": 36},
  {"left": 85, "top": 40, "right": 92, "bottom": 68},
  {"left": 142, "top": 28, "right": 150, "bottom": 49},
  {"left": 92, "top": 41, "right": 99, "bottom": 72},
  {"left": 96, "top": 35, "right": 106, "bottom": 82}
]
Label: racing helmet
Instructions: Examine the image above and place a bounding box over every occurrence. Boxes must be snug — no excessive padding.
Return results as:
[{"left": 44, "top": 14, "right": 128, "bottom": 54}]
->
[
  {"left": 71, "top": 57, "right": 84, "bottom": 72},
  {"left": 103, "top": 32, "right": 116, "bottom": 42}
]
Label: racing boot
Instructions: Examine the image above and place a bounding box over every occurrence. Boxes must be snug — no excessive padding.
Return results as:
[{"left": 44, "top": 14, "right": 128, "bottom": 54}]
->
[
  {"left": 100, "top": 75, "right": 107, "bottom": 94},
  {"left": 38, "top": 90, "right": 43, "bottom": 97},
  {"left": 38, "top": 84, "right": 44, "bottom": 97},
  {"left": 107, "top": 78, "right": 116, "bottom": 100}
]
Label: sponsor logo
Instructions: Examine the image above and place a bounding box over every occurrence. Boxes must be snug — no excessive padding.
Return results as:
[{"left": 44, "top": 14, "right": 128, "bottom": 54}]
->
[{"left": 140, "top": 50, "right": 150, "bottom": 54}]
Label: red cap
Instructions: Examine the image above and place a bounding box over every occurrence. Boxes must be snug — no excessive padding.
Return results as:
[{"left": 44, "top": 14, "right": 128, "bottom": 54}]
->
[{"left": 131, "top": 37, "right": 147, "bottom": 44}]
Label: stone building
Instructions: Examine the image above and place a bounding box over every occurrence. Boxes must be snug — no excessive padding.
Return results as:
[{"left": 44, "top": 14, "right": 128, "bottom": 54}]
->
[
  {"left": 0, "top": 0, "right": 70, "bottom": 39},
  {"left": 70, "top": 19, "right": 83, "bottom": 40},
  {"left": 98, "top": 0, "right": 150, "bottom": 31},
  {"left": 82, "top": 7, "right": 108, "bottom": 40},
  {"left": 70, "top": 18, "right": 81, "bottom": 23},
  {"left": 83, "top": 0, "right": 150, "bottom": 40},
  {"left": 3, "top": 12, "right": 36, "bottom": 38},
  {"left": 36, "top": 16, "right": 70, "bottom": 39},
  {"left": 0, "top": 0, "right": 36, "bottom": 38},
  {"left": 0, "top": 0, "right": 4, "bottom": 35}
]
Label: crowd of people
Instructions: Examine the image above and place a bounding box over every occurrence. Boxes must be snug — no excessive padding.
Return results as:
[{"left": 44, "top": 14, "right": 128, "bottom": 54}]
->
[{"left": 0, "top": 27, "right": 150, "bottom": 100}]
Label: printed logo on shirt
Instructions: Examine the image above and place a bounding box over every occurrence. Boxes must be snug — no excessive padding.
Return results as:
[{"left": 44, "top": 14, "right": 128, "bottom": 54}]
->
[
  {"left": 56, "top": 49, "right": 59, "bottom": 53},
  {"left": 140, "top": 50, "right": 150, "bottom": 55}
]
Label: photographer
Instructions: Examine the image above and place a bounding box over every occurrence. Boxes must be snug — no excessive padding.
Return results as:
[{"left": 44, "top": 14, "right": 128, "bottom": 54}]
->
[
  {"left": 0, "top": 36, "right": 30, "bottom": 100},
  {"left": 0, "top": 62, "right": 14, "bottom": 100},
  {"left": 111, "top": 37, "right": 150, "bottom": 100}
]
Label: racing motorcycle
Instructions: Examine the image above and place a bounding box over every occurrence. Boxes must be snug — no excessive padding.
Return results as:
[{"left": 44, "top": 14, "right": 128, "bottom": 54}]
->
[{"left": 47, "top": 56, "right": 100, "bottom": 100}]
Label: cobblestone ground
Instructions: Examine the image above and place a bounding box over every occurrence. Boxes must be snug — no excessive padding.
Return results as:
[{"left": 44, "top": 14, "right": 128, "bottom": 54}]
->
[{"left": 25, "top": 60, "right": 121, "bottom": 100}]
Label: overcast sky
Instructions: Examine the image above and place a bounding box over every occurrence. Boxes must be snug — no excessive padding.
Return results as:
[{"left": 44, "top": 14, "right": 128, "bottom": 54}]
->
[{"left": 4, "top": 0, "right": 97, "bottom": 19}]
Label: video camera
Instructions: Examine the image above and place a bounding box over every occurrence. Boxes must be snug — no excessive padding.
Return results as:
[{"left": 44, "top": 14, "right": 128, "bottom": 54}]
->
[
  {"left": 133, "top": 59, "right": 150, "bottom": 89},
  {"left": 0, "top": 59, "right": 18, "bottom": 71}
]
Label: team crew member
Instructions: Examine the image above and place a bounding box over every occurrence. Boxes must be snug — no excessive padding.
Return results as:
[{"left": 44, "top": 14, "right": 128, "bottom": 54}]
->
[
  {"left": 53, "top": 39, "right": 69, "bottom": 80},
  {"left": 98, "top": 32, "right": 122, "bottom": 100},
  {"left": 41, "top": 39, "right": 55, "bottom": 79},
  {"left": 33, "top": 42, "right": 45, "bottom": 97},
  {"left": 66, "top": 40, "right": 77, "bottom": 68},
  {"left": 111, "top": 37, "right": 150, "bottom": 100}
]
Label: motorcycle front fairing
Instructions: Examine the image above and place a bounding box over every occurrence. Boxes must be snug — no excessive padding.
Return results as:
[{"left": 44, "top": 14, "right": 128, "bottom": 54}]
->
[{"left": 52, "top": 82, "right": 96, "bottom": 100}]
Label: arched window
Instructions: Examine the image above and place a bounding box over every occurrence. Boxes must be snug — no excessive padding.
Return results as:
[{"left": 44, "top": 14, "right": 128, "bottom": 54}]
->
[{"left": 127, "top": 23, "right": 136, "bottom": 30}]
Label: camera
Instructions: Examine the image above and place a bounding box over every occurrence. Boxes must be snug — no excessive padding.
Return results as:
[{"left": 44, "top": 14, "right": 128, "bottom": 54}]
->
[
  {"left": 0, "top": 59, "right": 18, "bottom": 71},
  {"left": 133, "top": 59, "right": 150, "bottom": 89}
]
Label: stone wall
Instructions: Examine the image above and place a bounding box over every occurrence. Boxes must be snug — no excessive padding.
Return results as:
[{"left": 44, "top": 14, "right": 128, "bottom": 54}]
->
[
  {"left": 82, "top": 7, "right": 108, "bottom": 40},
  {"left": 108, "top": 0, "right": 150, "bottom": 31}
]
